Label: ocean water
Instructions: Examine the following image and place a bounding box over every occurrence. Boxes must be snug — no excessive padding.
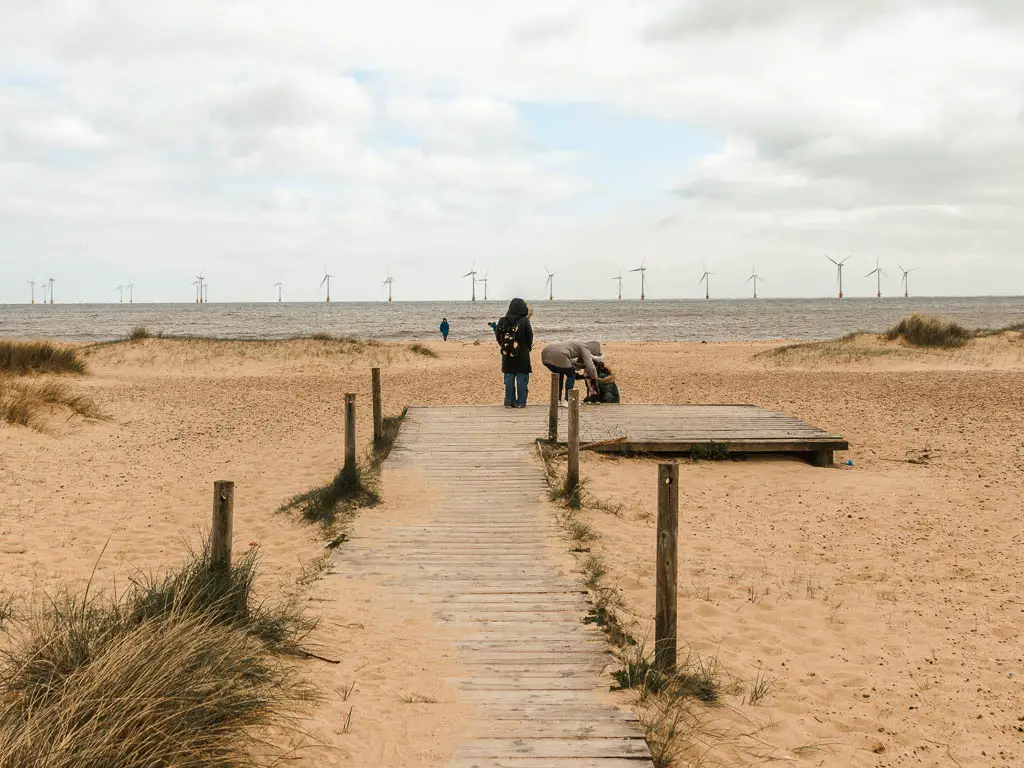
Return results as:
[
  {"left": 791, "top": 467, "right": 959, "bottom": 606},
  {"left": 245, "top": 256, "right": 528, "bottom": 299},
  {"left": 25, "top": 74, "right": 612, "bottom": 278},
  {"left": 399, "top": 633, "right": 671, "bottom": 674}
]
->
[{"left": 0, "top": 297, "right": 1022, "bottom": 343}]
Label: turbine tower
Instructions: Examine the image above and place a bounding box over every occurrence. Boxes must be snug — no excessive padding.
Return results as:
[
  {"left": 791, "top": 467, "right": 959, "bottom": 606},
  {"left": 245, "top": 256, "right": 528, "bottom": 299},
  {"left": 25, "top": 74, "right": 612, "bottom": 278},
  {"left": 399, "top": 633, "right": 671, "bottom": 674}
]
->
[
  {"left": 865, "top": 257, "right": 886, "bottom": 298},
  {"left": 611, "top": 271, "right": 623, "bottom": 300},
  {"left": 827, "top": 256, "right": 851, "bottom": 299},
  {"left": 898, "top": 265, "right": 917, "bottom": 298},
  {"left": 383, "top": 271, "right": 394, "bottom": 302},
  {"left": 321, "top": 269, "right": 334, "bottom": 303},
  {"left": 127, "top": 282, "right": 134, "bottom": 303},
  {"left": 203, "top": 283, "right": 209, "bottom": 303},
  {"left": 192, "top": 280, "right": 199, "bottom": 303},
  {"left": 116, "top": 284, "right": 124, "bottom": 303},
  {"left": 480, "top": 271, "right": 489, "bottom": 301},
  {"left": 274, "top": 282, "right": 283, "bottom": 302},
  {"left": 463, "top": 263, "right": 478, "bottom": 301},
  {"left": 746, "top": 266, "right": 764, "bottom": 299},
  {"left": 27, "top": 280, "right": 36, "bottom": 305},
  {"left": 194, "top": 273, "right": 205, "bottom": 303},
  {"left": 629, "top": 259, "right": 647, "bottom": 300},
  {"left": 48, "top": 276, "right": 55, "bottom": 304},
  {"left": 698, "top": 265, "right": 714, "bottom": 300},
  {"left": 544, "top": 265, "right": 556, "bottom": 301}
]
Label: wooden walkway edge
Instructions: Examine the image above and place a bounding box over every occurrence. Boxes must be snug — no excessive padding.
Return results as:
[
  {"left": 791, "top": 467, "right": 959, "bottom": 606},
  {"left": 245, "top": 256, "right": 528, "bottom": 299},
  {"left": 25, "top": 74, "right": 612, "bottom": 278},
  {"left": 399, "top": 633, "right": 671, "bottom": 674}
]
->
[{"left": 331, "top": 405, "right": 654, "bottom": 767}]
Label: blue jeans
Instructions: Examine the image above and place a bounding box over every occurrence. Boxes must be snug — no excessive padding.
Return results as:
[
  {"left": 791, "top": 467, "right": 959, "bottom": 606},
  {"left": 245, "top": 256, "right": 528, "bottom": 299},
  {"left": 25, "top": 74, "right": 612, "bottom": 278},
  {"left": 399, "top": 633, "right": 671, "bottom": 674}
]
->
[
  {"left": 504, "top": 373, "right": 529, "bottom": 407},
  {"left": 544, "top": 364, "right": 576, "bottom": 400}
]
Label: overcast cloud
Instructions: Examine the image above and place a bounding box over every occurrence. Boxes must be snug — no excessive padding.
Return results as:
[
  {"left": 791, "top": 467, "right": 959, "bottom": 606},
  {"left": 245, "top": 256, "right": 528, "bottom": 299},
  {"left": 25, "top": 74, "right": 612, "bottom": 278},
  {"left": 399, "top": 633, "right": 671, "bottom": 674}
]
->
[{"left": 1, "top": 0, "right": 1022, "bottom": 302}]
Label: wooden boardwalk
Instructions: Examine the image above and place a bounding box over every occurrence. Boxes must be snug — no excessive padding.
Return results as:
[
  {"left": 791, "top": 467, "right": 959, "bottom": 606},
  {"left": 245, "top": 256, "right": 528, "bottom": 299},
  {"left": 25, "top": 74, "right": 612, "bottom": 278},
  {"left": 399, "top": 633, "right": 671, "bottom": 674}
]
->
[
  {"left": 555, "top": 403, "right": 847, "bottom": 464},
  {"left": 335, "top": 405, "right": 654, "bottom": 767}
]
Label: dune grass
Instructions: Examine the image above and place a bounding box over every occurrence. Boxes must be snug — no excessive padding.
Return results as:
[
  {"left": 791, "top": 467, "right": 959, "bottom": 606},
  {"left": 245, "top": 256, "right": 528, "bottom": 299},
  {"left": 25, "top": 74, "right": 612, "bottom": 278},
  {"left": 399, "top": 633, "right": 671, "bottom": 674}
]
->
[
  {"left": 408, "top": 343, "right": 438, "bottom": 358},
  {"left": 0, "top": 378, "right": 105, "bottom": 429},
  {"left": 279, "top": 464, "right": 381, "bottom": 528},
  {"left": 127, "top": 325, "right": 151, "bottom": 341},
  {"left": 0, "top": 543, "right": 314, "bottom": 768},
  {"left": 884, "top": 313, "right": 971, "bottom": 348},
  {"left": 0, "top": 340, "right": 85, "bottom": 375}
]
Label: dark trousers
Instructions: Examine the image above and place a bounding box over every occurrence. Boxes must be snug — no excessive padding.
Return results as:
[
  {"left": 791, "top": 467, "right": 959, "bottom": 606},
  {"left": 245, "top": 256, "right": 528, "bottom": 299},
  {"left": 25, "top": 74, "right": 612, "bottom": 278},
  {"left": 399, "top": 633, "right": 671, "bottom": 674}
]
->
[
  {"left": 544, "top": 364, "right": 577, "bottom": 400},
  {"left": 503, "top": 372, "right": 529, "bottom": 407}
]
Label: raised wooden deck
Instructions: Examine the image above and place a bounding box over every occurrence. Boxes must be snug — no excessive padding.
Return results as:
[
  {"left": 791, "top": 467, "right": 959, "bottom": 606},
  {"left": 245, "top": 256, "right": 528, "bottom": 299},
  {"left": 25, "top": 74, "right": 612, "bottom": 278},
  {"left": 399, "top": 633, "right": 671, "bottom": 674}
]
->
[
  {"left": 555, "top": 404, "right": 848, "bottom": 464},
  {"left": 332, "top": 405, "right": 654, "bottom": 767}
]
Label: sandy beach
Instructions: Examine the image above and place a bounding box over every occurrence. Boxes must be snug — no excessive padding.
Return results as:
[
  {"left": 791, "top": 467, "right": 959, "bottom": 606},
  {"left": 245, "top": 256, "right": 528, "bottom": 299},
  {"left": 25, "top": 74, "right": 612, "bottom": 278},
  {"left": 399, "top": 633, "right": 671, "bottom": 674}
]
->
[{"left": 1, "top": 333, "right": 1022, "bottom": 766}]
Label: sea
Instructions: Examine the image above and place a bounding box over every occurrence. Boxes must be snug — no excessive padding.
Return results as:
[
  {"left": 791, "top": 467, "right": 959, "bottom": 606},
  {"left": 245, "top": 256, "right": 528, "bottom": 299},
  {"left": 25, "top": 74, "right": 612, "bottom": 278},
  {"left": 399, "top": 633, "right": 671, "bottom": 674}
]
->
[{"left": 1, "top": 297, "right": 1022, "bottom": 343}]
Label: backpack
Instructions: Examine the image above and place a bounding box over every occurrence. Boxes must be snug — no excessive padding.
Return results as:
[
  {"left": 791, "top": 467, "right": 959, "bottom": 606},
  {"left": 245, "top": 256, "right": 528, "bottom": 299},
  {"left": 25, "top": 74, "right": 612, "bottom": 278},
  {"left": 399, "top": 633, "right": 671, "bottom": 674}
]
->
[{"left": 496, "top": 318, "right": 520, "bottom": 358}]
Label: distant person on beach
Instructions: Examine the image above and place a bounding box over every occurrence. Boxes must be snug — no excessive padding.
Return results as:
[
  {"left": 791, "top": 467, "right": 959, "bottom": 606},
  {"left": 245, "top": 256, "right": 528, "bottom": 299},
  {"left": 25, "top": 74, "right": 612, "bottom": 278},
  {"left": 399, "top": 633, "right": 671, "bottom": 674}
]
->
[
  {"left": 440, "top": 318, "right": 450, "bottom": 341},
  {"left": 541, "top": 341, "right": 602, "bottom": 406},
  {"left": 493, "top": 298, "right": 533, "bottom": 408}
]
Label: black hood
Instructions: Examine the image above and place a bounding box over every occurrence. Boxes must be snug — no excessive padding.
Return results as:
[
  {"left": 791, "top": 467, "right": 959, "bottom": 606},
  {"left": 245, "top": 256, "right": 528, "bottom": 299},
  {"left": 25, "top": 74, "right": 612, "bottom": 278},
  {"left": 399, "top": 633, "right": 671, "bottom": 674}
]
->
[{"left": 506, "top": 298, "right": 529, "bottom": 322}]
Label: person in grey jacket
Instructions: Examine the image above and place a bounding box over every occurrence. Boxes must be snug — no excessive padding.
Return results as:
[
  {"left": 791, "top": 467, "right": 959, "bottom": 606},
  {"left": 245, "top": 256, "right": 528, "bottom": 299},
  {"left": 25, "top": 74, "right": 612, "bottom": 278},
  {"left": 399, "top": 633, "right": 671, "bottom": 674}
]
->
[{"left": 541, "top": 341, "right": 602, "bottom": 404}]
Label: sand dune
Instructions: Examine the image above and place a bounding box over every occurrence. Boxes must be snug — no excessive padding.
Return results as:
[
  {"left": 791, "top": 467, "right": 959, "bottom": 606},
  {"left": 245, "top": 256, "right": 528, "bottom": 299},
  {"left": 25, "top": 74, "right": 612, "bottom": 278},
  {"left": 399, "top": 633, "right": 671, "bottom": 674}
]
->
[{"left": 1, "top": 335, "right": 1021, "bottom": 766}]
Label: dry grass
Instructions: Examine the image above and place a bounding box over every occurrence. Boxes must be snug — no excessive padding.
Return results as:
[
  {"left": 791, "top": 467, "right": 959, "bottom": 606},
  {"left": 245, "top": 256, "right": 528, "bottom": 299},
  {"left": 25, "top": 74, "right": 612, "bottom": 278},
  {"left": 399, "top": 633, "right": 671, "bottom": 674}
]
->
[
  {"left": 408, "top": 343, "right": 438, "bottom": 358},
  {"left": 885, "top": 314, "right": 971, "bottom": 348},
  {"left": 0, "top": 543, "right": 314, "bottom": 768},
  {"left": 0, "top": 378, "right": 105, "bottom": 430},
  {"left": 279, "top": 463, "right": 380, "bottom": 528},
  {"left": 127, "top": 326, "right": 151, "bottom": 341},
  {"left": 0, "top": 341, "right": 85, "bottom": 375}
]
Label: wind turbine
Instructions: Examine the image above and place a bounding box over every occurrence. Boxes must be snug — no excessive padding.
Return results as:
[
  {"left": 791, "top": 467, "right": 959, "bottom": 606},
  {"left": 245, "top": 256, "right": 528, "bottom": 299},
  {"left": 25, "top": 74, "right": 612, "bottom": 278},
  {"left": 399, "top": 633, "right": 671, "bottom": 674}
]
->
[
  {"left": 898, "top": 265, "right": 918, "bottom": 298},
  {"left": 321, "top": 269, "right": 334, "bottom": 302},
  {"left": 480, "top": 271, "right": 489, "bottom": 301},
  {"left": 746, "top": 266, "right": 764, "bottom": 299},
  {"left": 611, "top": 271, "right": 623, "bottom": 300},
  {"left": 194, "top": 273, "right": 205, "bottom": 303},
  {"left": 698, "top": 265, "right": 714, "bottom": 300},
  {"left": 27, "top": 280, "right": 36, "bottom": 305},
  {"left": 274, "top": 281, "right": 283, "bottom": 302},
  {"left": 629, "top": 259, "right": 647, "bottom": 300},
  {"left": 865, "top": 257, "right": 886, "bottom": 298},
  {"left": 127, "top": 282, "right": 134, "bottom": 303},
  {"left": 544, "top": 265, "right": 556, "bottom": 301},
  {"left": 827, "top": 256, "right": 851, "bottom": 299},
  {"left": 47, "top": 276, "right": 55, "bottom": 304},
  {"left": 116, "top": 284, "right": 124, "bottom": 303},
  {"left": 463, "top": 263, "right": 478, "bottom": 301},
  {"left": 203, "top": 283, "right": 209, "bottom": 303},
  {"left": 383, "top": 271, "right": 394, "bottom": 302},
  {"left": 191, "top": 280, "right": 199, "bottom": 303}
]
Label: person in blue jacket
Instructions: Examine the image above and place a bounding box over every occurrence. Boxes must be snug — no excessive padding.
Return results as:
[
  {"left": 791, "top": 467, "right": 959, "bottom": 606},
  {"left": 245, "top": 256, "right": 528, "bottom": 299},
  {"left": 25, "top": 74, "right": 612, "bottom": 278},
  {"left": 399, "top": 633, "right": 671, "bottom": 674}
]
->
[{"left": 440, "top": 317, "right": 450, "bottom": 341}]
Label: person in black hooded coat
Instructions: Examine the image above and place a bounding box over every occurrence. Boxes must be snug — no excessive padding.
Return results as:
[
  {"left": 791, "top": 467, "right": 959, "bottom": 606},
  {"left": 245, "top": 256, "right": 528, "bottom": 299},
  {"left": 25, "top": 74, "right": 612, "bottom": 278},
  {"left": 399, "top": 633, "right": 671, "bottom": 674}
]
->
[{"left": 494, "top": 298, "right": 533, "bottom": 407}]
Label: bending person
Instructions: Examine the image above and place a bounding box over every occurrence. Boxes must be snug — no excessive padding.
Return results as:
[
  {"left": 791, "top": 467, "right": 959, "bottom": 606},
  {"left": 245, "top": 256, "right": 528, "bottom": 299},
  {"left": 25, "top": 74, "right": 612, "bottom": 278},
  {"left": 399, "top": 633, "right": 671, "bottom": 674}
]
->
[{"left": 541, "top": 341, "right": 602, "bottom": 405}]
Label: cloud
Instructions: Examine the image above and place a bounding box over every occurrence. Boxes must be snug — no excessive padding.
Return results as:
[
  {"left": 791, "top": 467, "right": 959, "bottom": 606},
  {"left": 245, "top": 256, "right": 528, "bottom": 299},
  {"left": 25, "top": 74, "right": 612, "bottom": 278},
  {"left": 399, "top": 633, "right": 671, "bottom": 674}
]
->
[{"left": 1, "top": 0, "right": 1023, "bottom": 301}]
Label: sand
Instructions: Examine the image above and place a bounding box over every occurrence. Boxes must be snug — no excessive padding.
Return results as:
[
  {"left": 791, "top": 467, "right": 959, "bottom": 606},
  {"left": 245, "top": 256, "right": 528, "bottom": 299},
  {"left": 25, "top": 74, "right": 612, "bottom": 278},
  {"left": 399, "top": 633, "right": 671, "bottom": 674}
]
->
[{"left": 1, "top": 332, "right": 1022, "bottom": 766}]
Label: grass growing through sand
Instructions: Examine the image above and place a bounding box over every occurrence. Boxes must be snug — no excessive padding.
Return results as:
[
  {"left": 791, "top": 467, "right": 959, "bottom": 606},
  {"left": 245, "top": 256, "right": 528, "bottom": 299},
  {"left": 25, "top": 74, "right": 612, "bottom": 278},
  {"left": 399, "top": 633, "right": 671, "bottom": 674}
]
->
[
  {"left": 0, "top": 541, "right": 314, "bottom": 768},
  {"left": 0, "top": 340, "right": 85, "bottom": 375},
  {"left": 884, "top": 314, "right": 971, "bottom": 348},
  {"left": 281, "top": 407, "right": 408, "bottom": 530},
  {"left": 0, "top": 378, "right": 105, "bottom": 430}
]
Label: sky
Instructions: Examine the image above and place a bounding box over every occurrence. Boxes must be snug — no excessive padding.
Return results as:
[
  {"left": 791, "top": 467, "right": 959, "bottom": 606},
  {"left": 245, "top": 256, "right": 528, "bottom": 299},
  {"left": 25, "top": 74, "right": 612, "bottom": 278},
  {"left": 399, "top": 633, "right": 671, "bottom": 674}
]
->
[{"left": 2, "top": 0, "right": 1023, "bottom": 303}]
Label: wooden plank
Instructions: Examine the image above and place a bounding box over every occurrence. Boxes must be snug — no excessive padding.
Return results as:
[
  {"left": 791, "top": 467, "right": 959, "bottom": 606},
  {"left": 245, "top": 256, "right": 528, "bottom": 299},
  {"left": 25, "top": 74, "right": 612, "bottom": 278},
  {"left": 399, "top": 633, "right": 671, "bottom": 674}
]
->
[
  {"left": 456, "top": 737, "right": 651, "bottom": 758},
  {"left": 466, "top": 719, "right": 644, "bottom": 738},
  {"left": 450, "top": 758, "right": 652, "bottom": 767}
]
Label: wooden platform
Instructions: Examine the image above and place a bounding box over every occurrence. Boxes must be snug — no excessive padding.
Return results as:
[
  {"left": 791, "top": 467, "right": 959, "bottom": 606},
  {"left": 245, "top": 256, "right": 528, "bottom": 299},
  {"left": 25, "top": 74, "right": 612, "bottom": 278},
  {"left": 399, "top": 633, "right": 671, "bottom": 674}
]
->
[
  {"left": 555, "top": 404, "right": 847, "bottom": 465},
  {"left": 331, "top": 406, "right": 654, "bottom": 767}
]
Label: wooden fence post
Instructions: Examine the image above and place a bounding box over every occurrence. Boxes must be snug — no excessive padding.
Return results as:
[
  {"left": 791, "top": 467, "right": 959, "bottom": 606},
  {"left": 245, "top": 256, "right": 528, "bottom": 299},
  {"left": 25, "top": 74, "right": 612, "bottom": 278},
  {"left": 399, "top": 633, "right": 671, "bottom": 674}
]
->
[
  {"left": 344, "top": 393, "right": 357, "bottom": 477},
  {"left": 371, "top": 368, "right": 383, "bottom": 444},
  {"left": 655, "top": 463, "right": 679, "bottom": 673},
  {"left": 211, "top": 480, "right": 234, "bottom": 571},
  {"left": 548, "top": 372, "right": 559, "bottom": 442},
  {"left": 565, "top": 389, "right": 580, "bottom": 500}
]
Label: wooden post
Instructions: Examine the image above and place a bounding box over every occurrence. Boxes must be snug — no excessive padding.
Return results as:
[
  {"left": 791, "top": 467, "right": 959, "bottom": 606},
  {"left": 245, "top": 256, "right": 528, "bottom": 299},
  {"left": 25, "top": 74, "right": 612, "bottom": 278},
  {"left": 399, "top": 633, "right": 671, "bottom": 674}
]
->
[
  {"left": 655, "top": 463, "right": 678, "bottom": 673},
  {"left": 371, "top": 368, "right": 383, "bottom": 443},
  {"left": 344, "top": 393, "right": 357, "bottom": 477},
  {"left": 211, "top": 480, "right": 234, "bottom": 571},
  {"left": 548, "top": 372, "right": 559, "bottom": 442},
  {"left": 565, "top": 389, "right": 580, "bottom": 500}
]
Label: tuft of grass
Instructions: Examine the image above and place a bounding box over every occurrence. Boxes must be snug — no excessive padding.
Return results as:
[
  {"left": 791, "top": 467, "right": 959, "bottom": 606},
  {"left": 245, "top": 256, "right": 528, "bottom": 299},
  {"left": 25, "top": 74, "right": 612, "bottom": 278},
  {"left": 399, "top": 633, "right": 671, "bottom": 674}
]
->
[
  {"left": 689, "top": 442, "right": 730, "bottom": 461},
  {"left": 0, "top": 340, "right": 85, "bottom": 375},
  {"left": 126, "top": 326, "right": 151, "bottom": 341},
  {"left": 279, "top": 464, "right": 380, "bottom": 528},
  {"left": 0, "top": 543, "right": 313, "bottom": 768},
  {"left": 0, "top": 378, "right": 106, "bottom": 430},
  {"left": 0, "top": 589, "right": 13, "bottom": 630},
  {"left": 613, "top": 644, "right": 722, "bottom": 705},
  {"left": 884, "top": 314, "right": 971, "bottom": 348},
  {"left": 745, "top": 666, "right": 775, "bottom": 705},
  {"left": 408, "top": 343, "right": 438, "bottom": 358},
  {"left": 398, "top": 693, "right": 438, "bottom": 704},
  {"left": 581, "top": 555, "right": 607, "bottom": 590},
  {"left": 373, "top": 407, "right": 408, "bottom": 465}
]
